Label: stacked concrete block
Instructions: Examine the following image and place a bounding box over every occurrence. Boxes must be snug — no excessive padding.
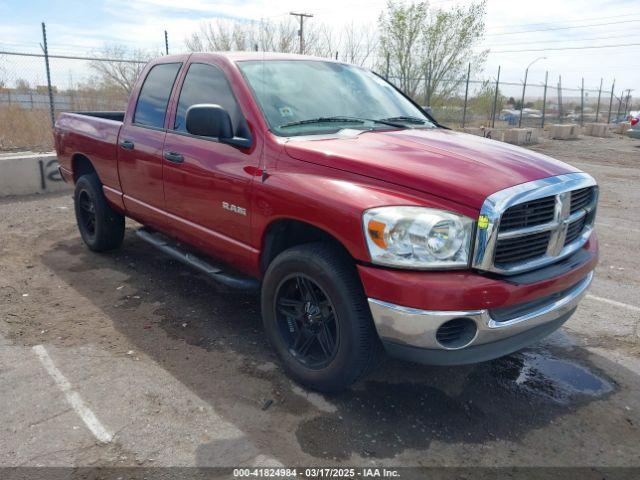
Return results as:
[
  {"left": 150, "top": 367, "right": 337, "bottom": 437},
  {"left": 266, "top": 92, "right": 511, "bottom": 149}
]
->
[
  {"left": 462, "top": 127, "right": 497, "bottom": 140},
  {"left": 551, "top": 124, "right": 580, "bottom": 140},
  {"left": 503, "top": 128, "right": 538, "bottom": 145},
  {"left": 584, "top": 123, "right": 609, "bottom": 137}
]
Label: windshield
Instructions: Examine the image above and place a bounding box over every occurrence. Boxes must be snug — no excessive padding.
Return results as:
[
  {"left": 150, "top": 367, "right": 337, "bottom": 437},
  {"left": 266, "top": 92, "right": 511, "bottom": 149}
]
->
[{"left": 238, "top": 60, "right": 435, "bottom": 136}]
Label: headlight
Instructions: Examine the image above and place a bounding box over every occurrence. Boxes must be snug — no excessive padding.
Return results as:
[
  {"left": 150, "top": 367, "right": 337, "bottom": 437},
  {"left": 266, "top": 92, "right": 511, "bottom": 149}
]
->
[{"left": 363, "top": 206, "right": 474, "bottom": 269}]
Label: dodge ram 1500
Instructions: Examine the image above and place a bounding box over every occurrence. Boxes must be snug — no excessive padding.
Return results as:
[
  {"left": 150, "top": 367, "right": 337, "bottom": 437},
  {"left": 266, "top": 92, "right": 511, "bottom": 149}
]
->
[{"left": 54, "top": 52, "right": 598, "bottom": 391}]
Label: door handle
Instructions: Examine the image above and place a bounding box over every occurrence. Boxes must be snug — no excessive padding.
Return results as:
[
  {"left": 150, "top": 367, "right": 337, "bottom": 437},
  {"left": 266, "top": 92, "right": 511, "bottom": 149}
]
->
[
  {"left": 164, "top": 151, "right": 184, "bottom": 164},
  {"left": 119, "top": 140, "right": 135, "bottom": 150}
]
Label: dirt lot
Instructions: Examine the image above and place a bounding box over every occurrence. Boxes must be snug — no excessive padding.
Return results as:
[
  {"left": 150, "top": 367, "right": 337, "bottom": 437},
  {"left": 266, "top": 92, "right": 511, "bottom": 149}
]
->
[{"left": 1, "top": 135, "right": 639, "bottom": 475}]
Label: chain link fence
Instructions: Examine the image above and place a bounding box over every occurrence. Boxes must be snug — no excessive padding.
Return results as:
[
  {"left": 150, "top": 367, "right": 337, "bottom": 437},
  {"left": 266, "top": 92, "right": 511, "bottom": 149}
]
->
[{"left": 1, "top": 42, "right": 636, "bottom": 152}]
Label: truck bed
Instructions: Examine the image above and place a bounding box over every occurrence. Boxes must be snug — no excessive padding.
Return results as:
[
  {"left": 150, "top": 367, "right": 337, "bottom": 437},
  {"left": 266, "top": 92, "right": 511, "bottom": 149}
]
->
[
  {"left": 55, "top": 111, "right": 125, "bottom": 191},
  {"left": 71, "top": 111, "right": 125, "bottom": 122}
]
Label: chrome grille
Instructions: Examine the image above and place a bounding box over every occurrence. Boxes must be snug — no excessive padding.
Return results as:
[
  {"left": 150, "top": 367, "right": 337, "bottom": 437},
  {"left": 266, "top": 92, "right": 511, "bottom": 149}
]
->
[
  {"left": 495, "top": 231, "right": 552, "bottom": 266},
  {"left": 499, "top": 196, "right": 556, "bottom": 232},
  {"left": 473, "top": 173, "right": 598, "bottom": 275}
]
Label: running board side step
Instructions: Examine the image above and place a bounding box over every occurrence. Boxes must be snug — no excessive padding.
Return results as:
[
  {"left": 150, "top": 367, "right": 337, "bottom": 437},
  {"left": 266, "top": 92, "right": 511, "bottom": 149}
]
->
[{"left": 136, "top": 228, "right": 259, "bottom": 291}]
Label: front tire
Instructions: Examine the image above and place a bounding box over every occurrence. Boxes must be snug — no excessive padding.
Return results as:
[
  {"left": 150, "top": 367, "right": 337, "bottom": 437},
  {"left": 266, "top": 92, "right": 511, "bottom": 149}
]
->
[
  {"left": 261, "top": 243, "right": 382, "bottom": 392},
  {"left": 74, "top": 173, "right": 125, "bottom": 252}
]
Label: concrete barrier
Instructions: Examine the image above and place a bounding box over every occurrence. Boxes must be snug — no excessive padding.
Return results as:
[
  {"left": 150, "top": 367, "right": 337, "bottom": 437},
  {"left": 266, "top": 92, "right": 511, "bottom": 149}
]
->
[
  {"left": 462, "top": 126, "right": 498, "bottom": 140},
  {"left": 0, "top": 151, "right": 71, "bottom": 197},
  {"left": 584, "top": 123, "right": 609, "bottom": 137},
  {"left": 551, "top": 124, "right": 580, "bottom": 140},
  {"left": 503, "top": 128, "right": 538, "bottom": 145}
]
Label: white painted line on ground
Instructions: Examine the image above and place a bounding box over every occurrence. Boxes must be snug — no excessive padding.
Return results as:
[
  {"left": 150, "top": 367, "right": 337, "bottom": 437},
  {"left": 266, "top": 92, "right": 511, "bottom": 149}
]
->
[
  {"left": 32, "top": 345, "right": 113, "bottom": 443},
  {"left": 586, "top": 294, "right": 640, "bottom": 313}
]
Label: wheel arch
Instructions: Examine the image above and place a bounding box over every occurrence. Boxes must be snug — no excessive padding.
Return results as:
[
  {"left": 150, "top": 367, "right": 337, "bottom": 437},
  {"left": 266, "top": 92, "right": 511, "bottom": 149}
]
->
[
  {"left": 71, "top": 153, "right": 97, "bottom": 183},
  {"left": 260, "top": 218, "right": 356, "bottom": 274}
]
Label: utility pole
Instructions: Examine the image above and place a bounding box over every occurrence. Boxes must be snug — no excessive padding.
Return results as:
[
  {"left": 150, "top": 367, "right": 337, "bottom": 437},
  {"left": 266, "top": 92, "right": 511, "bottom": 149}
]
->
[{"left": 290, "top": 12, "right": 313, "bottom": 54}]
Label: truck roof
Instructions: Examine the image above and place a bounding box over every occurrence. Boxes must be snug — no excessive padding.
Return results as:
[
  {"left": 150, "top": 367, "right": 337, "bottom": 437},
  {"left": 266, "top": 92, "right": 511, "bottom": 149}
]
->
[{"left": 160, "top": 51, "right": 341, "bottom": 64}]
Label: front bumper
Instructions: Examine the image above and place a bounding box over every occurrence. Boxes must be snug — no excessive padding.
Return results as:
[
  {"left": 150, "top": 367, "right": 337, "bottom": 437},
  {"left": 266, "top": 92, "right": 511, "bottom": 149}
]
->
[{"left": 368, "top": 271, "right": 593, "bottom": 365}]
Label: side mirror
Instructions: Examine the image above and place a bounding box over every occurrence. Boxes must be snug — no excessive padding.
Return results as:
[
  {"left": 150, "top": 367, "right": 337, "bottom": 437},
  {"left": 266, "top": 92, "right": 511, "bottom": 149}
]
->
[
  {"left": 186, "top": 104, "right": 233, "bottom": 138},
  {"left": 185, "top": 104, "right": 252, "bottom": 148}
]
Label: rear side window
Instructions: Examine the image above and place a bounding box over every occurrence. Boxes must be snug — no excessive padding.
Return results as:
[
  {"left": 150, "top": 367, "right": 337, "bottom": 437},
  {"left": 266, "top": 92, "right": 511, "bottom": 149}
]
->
[
  {"left": 174, "top": 63, "right": 247, "bottom": 136},
  {"left": 134, "top": 63, "right": 181, "bottom": 128}
]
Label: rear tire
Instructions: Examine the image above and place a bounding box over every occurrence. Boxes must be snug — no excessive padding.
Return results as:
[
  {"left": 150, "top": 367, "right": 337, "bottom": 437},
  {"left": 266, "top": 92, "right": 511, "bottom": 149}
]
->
[
  {"left": 261, "top": 242, "right": 382, "bottom": 392},
  {"left": 74, "top": 173, "right": 125, "bottom": 252}
]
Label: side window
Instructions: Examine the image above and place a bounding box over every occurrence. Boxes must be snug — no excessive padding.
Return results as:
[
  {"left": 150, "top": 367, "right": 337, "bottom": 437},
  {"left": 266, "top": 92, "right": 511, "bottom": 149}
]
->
[
  {"left": 174, "top": 63, "right": 247, "bottom": 136},
  {"left": 133, "top": 63, "right": 181, "bottom": 128}
]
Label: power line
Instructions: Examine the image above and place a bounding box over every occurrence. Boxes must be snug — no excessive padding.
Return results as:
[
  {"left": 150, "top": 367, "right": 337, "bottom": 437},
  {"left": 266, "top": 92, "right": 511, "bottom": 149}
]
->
[
  {"left": 482, "top": 33, "right": 631, "bottom": 48},
  {"left": 485, "top": 12, "right": 640, "bottom": 32},
  {"left": 485, "top": 18, "right": 640, "bottom": 36},
  {"left": 490, "top": 42, "right": 640, "bottom": 53}
]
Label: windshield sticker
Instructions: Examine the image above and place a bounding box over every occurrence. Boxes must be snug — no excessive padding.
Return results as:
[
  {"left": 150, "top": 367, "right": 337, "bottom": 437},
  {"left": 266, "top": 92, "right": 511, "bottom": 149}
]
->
[{"left": 279, "top": 106, "right": 293, "bottom": 117}]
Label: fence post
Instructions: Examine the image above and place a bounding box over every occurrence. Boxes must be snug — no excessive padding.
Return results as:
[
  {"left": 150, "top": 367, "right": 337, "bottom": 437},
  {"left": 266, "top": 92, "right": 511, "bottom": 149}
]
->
[
  {"left": 385, "top": 52, "right": 390, "bottom": 80},
  {"left": 518, "top": 66, "right": 529, "bottom": 128},
  {"left": 623, "top": 89, "right": 631, "bottom": 117},
  {"left": 557, "top": 75, "right": 563, "bottom": 124},
  {"left": 461, "top": 62, "right": 470, "bottom": 128},
  {"left": 164, "top": 30, "right": 169, "bottom": 55},
  {"left": 41, "top": 22, "right": 55, "bottom": 128},
  {"left": 491, "top": 65, "right": 500, "bottom": 129},
  {"left": 616, "top": 91, "right": 623, "bottom": 121},
  {"left": 541, "top": 70, "right": 548, "bottom": 128},
  {"left": 595, "top": 78, "right": 602, "bottom": 122},
  {"left": 335, "top": 51, "right": 338, "bottom": 60},
  {"left": 580, "top": 78, "right": 584, "bottom": 126},
  {"left": 607, "top": 79, "right": 615, "bottom": 123}
]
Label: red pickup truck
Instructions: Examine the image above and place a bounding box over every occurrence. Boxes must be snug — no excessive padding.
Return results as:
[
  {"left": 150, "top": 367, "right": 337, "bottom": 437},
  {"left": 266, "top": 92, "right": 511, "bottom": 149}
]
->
[{"left": 54, "top": 52, "right": 598, "bottom": 391}]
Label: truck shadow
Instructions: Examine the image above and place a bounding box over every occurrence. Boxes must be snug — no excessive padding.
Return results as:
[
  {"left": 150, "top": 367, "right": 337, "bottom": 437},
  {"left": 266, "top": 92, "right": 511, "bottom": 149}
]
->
[{"left": 41, "top": 230, "right": 617, "bottom": 463}]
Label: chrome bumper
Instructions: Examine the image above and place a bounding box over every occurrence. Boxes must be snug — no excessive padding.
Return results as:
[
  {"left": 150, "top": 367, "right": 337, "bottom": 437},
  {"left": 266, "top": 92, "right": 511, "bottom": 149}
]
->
[{"left": 368, "top": 271, "right": 593, "bottom": 355}]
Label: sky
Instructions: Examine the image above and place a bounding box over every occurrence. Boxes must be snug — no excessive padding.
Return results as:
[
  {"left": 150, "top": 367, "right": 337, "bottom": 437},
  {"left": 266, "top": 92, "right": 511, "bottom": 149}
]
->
[{"left": 1, "top": 0, "right": 639, "bottom": 100}]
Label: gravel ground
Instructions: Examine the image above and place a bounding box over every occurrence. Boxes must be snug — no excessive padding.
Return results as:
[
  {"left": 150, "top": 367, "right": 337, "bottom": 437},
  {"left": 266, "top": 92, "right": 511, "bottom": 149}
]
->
[{"left": 0, "top": 135, "right": 639, "bottom": 473}]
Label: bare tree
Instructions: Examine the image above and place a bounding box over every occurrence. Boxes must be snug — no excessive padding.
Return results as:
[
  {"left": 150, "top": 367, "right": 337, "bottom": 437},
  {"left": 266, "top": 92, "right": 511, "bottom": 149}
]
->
[
  {"left": 341, "top": 23, "right": 378, "bottom": 66},
  {"left": 89, "top": 45, "right": 152, "bottom": 94},
  {"left": 186, "top": 19, "right": 300, "bottom": 54}
]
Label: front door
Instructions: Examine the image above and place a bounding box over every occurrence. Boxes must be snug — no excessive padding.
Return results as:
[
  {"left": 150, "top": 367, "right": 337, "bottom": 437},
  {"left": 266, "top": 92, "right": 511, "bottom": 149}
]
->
[{"left": 161, "top": 62, "right": 258, "bottom": 249}]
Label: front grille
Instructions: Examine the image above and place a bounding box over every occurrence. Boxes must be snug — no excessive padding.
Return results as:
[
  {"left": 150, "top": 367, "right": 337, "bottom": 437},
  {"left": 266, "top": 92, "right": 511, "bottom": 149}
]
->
[
  {"left": 564, "top": 216, "right": 587, "bottom": 245},
  {"left": 499, "top": 196, "right": 556, "bottom": 232},
  {"left": 473, "top": 173, "right": 597, "bottom": 275},
  {"left": 495, "top": 231, "right": 551, "bottom": 266},
  {"left": 570, "top": 187, "right": 594, "bottom": 214},
  {"left": 491, "top": 186, "right": 596, "bottom": 271}
]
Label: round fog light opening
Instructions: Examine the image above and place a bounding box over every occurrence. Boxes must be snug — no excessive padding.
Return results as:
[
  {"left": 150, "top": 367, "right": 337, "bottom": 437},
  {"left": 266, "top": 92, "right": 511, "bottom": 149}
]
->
[{"left": 436, "top": 317, "right": 477, "bottom": 349}]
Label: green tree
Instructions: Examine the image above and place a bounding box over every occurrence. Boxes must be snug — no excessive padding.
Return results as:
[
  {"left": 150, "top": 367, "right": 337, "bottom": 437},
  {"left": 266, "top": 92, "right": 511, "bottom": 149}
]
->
[{"left": 378, "top": 1, "right": 488, "bottom": 101}]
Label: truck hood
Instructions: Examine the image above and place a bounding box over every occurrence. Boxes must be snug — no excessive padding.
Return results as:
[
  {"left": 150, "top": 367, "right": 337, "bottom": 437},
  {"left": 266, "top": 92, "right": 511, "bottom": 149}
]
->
[{"left": 284, "top": 128, "right": 578, "bottom": 209}]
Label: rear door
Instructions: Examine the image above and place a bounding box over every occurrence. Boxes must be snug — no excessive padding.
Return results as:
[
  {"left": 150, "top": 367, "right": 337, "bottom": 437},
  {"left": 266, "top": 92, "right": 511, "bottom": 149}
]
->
[
  {"left": 161, "top": 61, "right": 258, "bottom": 246},
  {"left": 118, "top": 61, "right": 182, "bottom": 226}
]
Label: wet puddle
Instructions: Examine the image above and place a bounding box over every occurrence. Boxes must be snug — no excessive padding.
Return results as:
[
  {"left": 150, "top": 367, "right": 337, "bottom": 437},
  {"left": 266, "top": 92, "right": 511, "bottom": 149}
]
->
[
  {"left": 514, "top": 352, "right": 614, "bottom": 404},
  {"left": 295, "top": 349, "right": 617, "bottom": 459}
]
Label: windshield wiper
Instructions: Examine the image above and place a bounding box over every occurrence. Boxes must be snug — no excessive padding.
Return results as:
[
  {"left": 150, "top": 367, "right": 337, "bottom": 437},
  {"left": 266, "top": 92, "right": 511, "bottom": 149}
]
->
[
  {"left": 379, "top": 115, "right": 430, "bottom": 125},
  {"left": 279, "top": 116, "right": 407, "bottom": 129}
]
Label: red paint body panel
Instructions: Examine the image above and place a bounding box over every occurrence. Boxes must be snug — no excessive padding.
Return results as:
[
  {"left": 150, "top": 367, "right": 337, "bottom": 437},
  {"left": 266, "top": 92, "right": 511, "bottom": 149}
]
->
[
  {"left": 358, "top": 235, "right": 598, "bottom": 311},
  {"left": 53, "top": 52, "right": 598, "bottom": 312},
  {"left": 285, "top": 128, "right": 578, "bottom": 210}
]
